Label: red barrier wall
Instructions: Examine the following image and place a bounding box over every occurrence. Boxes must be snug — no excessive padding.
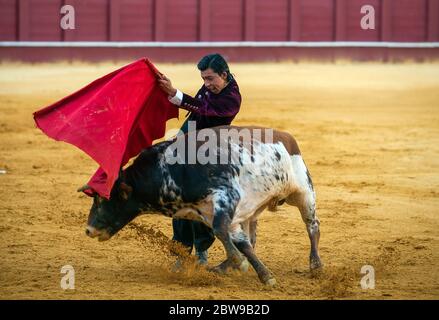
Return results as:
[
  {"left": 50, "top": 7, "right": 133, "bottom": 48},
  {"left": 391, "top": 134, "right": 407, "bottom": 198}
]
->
[
  {"left": 1, "top": 0, "right": 438, "bottom": 42},
  {"left": 0, "top": 0, "right": 438, "bottom": 61}
]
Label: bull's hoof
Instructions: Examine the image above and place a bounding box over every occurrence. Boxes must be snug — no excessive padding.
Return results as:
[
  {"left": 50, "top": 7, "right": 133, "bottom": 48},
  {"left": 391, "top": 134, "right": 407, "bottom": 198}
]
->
[
  {"left": 259, "top": 272, "right": 276, "bottom": 286},
  {"left": 264, "top": 278, "right": 277, "bottom": 287},
  {"left": 209, "top": 266, "right": 225, "bottom": 274},
  {"left": 239, "top": 259, "right": 249, "bottom": 273},
  {"left": 209, "top": 258, "right": 249, "bottom": 274},
  {"left": 209, "top": 261, "right": 229, "bottom": 274},
  {"left": 310, "top": 257, "right": 323, "bottom": 270}
]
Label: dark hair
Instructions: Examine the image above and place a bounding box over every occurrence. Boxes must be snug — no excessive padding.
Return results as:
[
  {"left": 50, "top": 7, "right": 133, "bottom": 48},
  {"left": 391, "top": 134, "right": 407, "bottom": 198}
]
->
[{"left": 197, "top": 53, "right": 233, "bottom": 81}]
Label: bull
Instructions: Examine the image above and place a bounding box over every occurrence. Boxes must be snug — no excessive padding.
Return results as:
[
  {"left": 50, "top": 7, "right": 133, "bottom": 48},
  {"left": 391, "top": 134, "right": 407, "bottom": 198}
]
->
[{"left": 83, "top": 125, "right": 322, "bottom": 285}]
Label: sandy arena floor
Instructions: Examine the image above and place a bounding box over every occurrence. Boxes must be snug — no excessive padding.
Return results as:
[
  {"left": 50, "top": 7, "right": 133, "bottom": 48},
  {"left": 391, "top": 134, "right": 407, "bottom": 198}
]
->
[{"left": 0, "top": 61, "right": 438, "bottom": 299}]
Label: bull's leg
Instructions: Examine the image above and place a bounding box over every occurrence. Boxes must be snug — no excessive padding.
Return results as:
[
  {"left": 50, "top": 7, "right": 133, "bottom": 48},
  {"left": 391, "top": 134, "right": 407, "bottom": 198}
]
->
[
  {"left": 287, "top": 190, "right": 322, "bottom": 270},
  {"left": 209, "top": 191, "right": 248, "bottom": 274},
  {"left": 211, "top": 214, "right": 248, "bottom": 273},
  {"left": 287, "top": 156, "right": 323, "bottom": 270},
  {"left": 301, "top": 199, "right": 322, "bottom": 271},
  {"left": 232, "top": 229, "right": 276, "bottom": 286}
]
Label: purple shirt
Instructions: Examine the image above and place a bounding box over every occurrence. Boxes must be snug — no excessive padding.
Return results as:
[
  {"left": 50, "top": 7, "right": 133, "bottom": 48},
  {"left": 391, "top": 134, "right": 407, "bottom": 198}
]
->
[{"left": 179, "top": 79, "right": 242, "bottom": 130}]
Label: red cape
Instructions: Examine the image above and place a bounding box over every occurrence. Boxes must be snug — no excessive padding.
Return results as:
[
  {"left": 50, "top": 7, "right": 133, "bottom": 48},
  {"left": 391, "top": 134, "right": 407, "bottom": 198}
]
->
[{"left": 33, "top": 58, "right": 178, "bottom": 199}]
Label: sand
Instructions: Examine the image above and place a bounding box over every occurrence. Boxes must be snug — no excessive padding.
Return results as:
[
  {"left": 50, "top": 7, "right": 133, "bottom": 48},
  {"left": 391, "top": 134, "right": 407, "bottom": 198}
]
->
[{"left": 0, "top": 61, "right": 438, "bottom": 299}]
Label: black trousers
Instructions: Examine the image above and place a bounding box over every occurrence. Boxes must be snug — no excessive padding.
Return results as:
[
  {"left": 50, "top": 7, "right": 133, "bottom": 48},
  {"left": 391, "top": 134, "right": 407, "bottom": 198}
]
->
[{"left": 172, "top": 117, "right": 215, "bottom": 253}]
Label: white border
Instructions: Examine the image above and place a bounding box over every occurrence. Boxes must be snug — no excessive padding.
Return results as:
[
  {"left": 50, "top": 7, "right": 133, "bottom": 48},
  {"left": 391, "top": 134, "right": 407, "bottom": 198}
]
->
[{"left": 0, "top": 41, "right": 438, "bottom": 48}]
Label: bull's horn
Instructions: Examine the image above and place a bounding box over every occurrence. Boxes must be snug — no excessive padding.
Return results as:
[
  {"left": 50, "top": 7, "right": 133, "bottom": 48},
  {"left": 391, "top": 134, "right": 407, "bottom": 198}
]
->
[
  {"left": 119, "top": 182, "right": 133, "bottom": 193},
  {"left": 77, "top": 184, "right": 91, "bottom": 192}
]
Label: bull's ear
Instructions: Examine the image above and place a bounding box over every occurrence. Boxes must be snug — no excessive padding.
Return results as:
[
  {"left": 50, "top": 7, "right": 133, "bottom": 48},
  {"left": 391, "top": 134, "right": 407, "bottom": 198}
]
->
[{"left": 119, "top": 182, "right": 133, "bottom": 201}]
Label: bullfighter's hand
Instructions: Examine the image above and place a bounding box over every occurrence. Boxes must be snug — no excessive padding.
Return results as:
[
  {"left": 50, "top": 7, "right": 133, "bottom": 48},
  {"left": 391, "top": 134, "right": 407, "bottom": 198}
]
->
[{"left": 157, "top": 75, "right": 177, "bottom": 97}]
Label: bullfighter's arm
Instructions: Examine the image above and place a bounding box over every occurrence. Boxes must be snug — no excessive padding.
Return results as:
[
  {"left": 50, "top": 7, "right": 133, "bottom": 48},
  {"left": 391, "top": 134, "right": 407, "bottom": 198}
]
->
[{"left": 169, "top": 89, "right": 240, "bottom": 117}]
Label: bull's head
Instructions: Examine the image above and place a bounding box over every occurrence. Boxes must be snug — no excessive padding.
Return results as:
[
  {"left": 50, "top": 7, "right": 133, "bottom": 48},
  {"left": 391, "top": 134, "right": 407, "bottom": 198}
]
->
[{"left": 85, "top": 180, "right": 141, "bottom": 241}]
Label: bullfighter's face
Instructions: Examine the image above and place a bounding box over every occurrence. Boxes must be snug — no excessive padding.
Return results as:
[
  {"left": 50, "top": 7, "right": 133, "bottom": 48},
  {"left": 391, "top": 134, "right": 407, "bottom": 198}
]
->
[
  {"left": 85, "top": 182, "right": 140, "bottom": 241},
  {"left": 201, "top": 68, "right": 228, "bottom": 94}
]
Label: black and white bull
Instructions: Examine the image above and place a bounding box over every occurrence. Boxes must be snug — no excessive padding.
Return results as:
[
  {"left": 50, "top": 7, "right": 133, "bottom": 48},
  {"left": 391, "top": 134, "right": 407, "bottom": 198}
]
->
[{"left": 84, "top": 126, "right": 322, "bottom": 285}]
